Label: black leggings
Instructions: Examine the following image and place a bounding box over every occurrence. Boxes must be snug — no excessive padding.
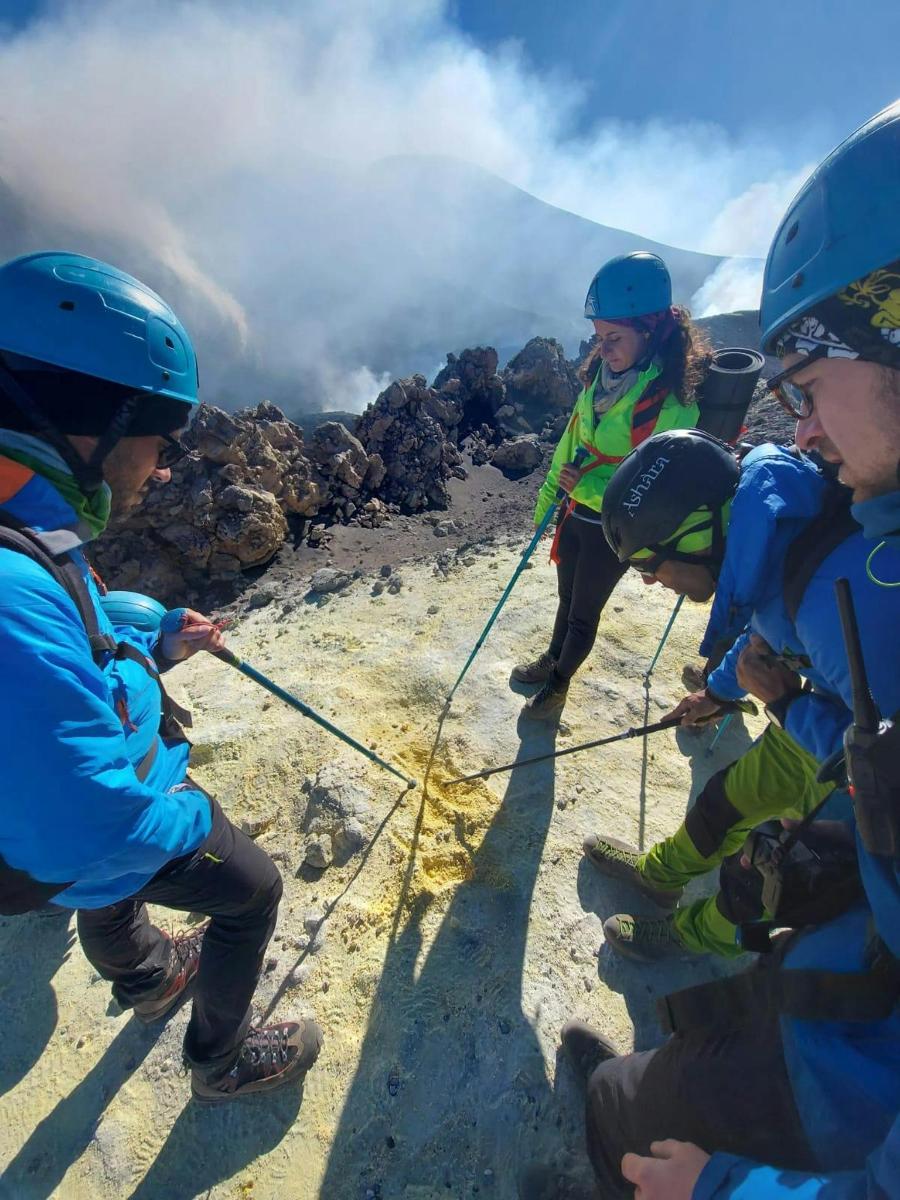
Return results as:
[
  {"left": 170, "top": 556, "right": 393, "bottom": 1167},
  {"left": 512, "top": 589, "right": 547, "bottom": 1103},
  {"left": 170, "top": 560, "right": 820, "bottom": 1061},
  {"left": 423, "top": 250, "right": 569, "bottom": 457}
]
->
[{"left": 548, "top": 506, "right": 627, "bottom": 681}]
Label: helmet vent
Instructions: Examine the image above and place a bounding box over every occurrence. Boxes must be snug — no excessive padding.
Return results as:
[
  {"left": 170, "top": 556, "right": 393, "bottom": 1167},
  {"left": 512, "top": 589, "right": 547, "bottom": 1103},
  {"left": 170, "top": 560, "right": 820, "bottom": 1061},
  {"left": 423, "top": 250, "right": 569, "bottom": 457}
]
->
[
  {"left": 785, "top": 221, "right": 799, "bottom": 245},
  {"left": 164, "top": 335, "right": 174, "bottom": 348},
  {"left": 59, "top": 300, "right": 75, "bottom": 311},
  {"left": 161, "top": 371, "right": 171, "bottom": 381},
  {"left": 791, "top": 272, "right": 805, "bottom": 289}
]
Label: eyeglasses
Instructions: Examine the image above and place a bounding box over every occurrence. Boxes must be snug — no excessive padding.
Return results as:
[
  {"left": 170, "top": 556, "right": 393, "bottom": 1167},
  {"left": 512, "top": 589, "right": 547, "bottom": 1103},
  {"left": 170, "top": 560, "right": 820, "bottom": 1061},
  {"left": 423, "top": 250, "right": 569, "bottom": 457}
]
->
[
  {"left": 765, "top": 347, "right": 828, "bottom": 420},
  {"left": 158, "top": 433, "right": 194, "bottom": 470},
  {"left": 628, "top": 553, "right": 665, "bottom": 577}
]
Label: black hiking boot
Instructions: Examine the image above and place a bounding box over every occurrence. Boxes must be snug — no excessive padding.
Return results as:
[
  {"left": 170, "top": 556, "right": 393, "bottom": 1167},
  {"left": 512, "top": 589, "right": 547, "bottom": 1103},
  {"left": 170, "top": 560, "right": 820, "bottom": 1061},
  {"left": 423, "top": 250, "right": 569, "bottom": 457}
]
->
[
  {"left": 511, "top": 652, "right": 557, "bottom": 685},
  {"left": 191, "top": 1019, "right": 323, "bottom": 1104},
  {"left": 522, "top": 671, "right": 568, "bottom": 721},
  {"left": 133, "top": 922, "right": 209, "bottom": 1024},
  {"left": 560, "top": 1019, "right": 618, "bottom": 1084},
  {"left": 581, "top": 834, "right": 683, "bottom": 909},
  {"left": 603, "top": 912, "right": 690, "bottom": 962}
]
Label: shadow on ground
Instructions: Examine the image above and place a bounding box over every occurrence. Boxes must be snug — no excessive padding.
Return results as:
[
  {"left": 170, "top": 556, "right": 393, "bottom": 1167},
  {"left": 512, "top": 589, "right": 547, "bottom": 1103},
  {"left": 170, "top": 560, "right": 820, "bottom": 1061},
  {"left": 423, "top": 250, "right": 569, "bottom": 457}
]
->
[
  {"left": 320, "top": 715, "right": 589, "bottom": 1200},
  {"left": 577, "top": 713, "right": 757, "bottom": 1050},
  {"left": 0, "top": 910, "right": 75, "bottom": 1098}
]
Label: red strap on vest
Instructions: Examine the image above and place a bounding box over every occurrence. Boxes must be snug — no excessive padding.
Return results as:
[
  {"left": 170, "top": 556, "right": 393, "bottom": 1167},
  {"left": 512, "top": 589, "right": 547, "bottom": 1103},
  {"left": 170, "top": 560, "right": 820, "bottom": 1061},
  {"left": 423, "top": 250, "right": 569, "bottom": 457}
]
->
[{"left": 549, "top": 498, "right": 575, "bottom": 565}]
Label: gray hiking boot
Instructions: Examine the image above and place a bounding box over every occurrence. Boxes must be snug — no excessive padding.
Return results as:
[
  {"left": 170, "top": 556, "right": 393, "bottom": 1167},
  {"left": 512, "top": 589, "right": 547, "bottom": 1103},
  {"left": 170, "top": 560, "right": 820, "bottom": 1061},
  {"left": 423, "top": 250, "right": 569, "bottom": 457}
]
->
[
  {"left": 511, "top": 652, "right": 557, "bottom": 685},
  {"left": 523, "top": 673, "right": 568, "bottom": 721},
  {"left": 560, "top": 1019, "right": 618, "bottom": 1084},
  {"left": 582, "top": 835, "right": 682, "bottom": 909},
  {"left": 191, "top": 1018, "right": 323, "bottom": 1104},
  {"left": 603, "top": 913, "right": 689, "bottom": 962}
]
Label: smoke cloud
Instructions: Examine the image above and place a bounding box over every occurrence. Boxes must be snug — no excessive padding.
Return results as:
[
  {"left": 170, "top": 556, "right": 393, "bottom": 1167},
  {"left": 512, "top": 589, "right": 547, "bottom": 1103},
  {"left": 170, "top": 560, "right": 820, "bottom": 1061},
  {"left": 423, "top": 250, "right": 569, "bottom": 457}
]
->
[{"left": 0, "top": 0, "right": 820, "bottom": 414}]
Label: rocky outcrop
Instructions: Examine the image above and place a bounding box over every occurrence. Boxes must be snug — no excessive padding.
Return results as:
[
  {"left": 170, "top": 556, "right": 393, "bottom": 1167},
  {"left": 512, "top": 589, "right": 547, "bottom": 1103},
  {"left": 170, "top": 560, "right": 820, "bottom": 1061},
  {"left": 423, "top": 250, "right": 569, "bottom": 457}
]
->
[
  {"left": 92, "top": 402, "right": 384, "bottom": 602},
  {"left": 501, "top": 337, "right": 580, "bottom": 434},
  {"left": 354, "top": 375, "right": 468, "bottom": 512}
]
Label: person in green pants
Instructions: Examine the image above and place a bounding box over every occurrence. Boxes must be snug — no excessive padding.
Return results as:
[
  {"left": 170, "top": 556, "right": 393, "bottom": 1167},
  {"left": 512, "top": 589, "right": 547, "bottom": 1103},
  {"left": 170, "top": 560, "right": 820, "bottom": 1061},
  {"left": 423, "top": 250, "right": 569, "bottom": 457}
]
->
[
  {"left": 590, "top": 724, "right": 834, "bottom": 959},
  {"left": 582, "top": 427, "right": 866, "bottom": 961}
]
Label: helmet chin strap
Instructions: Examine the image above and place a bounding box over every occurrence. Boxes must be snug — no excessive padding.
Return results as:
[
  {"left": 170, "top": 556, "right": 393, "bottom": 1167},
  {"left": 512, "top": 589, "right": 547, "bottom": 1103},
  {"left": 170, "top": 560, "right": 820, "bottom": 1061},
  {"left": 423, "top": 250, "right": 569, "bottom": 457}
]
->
[{"left": 0, "top": 363, "right": 138, "bottom": 496}]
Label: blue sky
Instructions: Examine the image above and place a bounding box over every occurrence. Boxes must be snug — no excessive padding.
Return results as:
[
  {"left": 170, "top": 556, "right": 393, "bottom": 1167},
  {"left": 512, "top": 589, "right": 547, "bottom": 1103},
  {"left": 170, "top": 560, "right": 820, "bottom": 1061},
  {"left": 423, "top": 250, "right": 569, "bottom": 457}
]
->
[{"left": 452, "top": 0, "right": 900, "bottom": 157}]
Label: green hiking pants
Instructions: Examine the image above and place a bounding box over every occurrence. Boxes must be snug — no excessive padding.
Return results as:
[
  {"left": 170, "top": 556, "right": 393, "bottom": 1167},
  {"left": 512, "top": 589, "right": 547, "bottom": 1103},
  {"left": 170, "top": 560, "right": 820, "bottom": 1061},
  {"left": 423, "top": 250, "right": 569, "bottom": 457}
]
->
[{"left": 637, "top": 724, "right": 834, "bottom": 958}]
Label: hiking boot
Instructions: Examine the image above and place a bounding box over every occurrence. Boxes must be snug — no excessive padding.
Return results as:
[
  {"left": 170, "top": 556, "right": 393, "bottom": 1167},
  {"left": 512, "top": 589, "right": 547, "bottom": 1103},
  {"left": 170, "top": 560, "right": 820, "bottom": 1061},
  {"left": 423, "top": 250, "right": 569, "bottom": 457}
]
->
[
  {"left": 560, "top": 1019, "right": 618, "bottom": 1084},
  {"left": 603, "top": 913, "right": 689, "bottom": 962},
  {"left": 511, "top": 652, "right": 557, "bottom": 685},
  {"left": 522, "top": 673, "right": 568, "bottom": 721},
  {"left": 133, "top": 922, "right": 208, "bottom": 1024},
  {"left": 191, "top": 1019, "right": 323, "bottom": 1104},
  {"left": 582, "top": 835, "right": 682, "bottom": 909}
]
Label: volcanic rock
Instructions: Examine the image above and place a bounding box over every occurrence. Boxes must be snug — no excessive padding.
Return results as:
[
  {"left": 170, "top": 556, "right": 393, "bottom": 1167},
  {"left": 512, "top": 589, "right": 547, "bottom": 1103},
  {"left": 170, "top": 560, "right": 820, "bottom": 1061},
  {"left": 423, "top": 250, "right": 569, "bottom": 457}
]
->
[{"left": 490, "top": 435, "right": 543, "bottom": 477}]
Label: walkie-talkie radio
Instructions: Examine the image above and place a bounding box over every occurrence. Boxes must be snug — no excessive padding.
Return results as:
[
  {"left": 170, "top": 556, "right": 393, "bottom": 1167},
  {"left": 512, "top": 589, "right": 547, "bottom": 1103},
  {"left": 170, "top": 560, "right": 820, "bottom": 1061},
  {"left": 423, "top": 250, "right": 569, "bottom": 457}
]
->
[{"left": 834, "top": 577, "right": 900, "bottom": 859}]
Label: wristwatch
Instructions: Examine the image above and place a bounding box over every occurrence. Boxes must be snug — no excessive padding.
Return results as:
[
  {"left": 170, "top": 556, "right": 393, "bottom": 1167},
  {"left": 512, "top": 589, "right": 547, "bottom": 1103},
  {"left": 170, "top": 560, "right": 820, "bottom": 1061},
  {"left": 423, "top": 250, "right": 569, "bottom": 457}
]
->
[{"left": 764, "top": 690, "right": 805, "bottom": 730}]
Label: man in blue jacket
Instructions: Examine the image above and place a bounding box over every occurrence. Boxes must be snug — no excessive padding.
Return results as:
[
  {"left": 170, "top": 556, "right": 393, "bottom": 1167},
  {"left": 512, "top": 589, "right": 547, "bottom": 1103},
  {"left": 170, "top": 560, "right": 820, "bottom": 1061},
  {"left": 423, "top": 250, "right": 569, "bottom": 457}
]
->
[
  {"left": 0, "top": 252, "right": 322, "bottom": 1104},
  {"left": 582, "top": 431, "right": 885, "bottom": 960},
  {"left": 563, "top": 101, "right": 900, "bottom": 1200}
]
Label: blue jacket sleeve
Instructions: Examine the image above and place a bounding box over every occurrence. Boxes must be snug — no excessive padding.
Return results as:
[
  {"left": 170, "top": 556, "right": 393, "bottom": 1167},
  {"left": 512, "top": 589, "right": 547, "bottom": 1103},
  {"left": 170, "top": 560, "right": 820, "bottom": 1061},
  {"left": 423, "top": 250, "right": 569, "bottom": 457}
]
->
[
  {"left": 694, "top": 1112, "right": 900, "bottom": 1199},
  {"left": 706, "top": 629, "right": 752, "bottom": 702},
  {"left": 784, "top": 690, "right": 851, "bottom": 763},
  {"left": 0, "top": 560, "right": 211, "bottom": 890}
]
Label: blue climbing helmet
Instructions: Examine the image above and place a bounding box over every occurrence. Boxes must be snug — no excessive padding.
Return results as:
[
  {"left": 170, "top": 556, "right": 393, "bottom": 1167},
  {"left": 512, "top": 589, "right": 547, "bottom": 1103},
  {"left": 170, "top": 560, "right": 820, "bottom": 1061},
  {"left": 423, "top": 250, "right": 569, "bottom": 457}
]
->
[
  {"left": 0, "top": 252, "right": 198, "bottom": 403},
  {"left": 584, "top": 252, "right": 673, "bottom": 321},
  {"left": 761, "top": 100, "right": 900, "bottom": 360},
  {"left": 0, "top": 252, "right": 199, "bottom": 492}
]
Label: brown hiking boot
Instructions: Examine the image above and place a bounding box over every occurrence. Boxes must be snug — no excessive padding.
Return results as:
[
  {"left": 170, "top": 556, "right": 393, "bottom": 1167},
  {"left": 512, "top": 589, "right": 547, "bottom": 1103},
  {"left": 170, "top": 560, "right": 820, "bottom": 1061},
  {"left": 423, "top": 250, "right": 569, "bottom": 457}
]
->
[
  {"left": 133, "top": 922, "right": 208, "bottom": 1024},
  {"left": 511, "top": 652, "right": 557, "bottom": 685},
  {"left": 191, "top": 1019, "right": 323, "bottom": 1104},
  {"left": 581, "top": 835, "right": 683, "bottom": 909},
  {"left": 522, "top": 673, "right": 568, "bottom": 721}
]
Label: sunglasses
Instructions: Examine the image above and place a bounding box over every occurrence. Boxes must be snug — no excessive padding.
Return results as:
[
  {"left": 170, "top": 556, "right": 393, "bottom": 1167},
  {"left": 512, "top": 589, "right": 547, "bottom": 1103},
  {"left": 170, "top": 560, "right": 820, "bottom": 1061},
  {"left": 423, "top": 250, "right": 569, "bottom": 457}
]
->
[
  {"left": 158, "top": 433, "right": 195, "bottom": 470},
  {"left": 765, "top": 346, "right": 828, "bottom": 420}
]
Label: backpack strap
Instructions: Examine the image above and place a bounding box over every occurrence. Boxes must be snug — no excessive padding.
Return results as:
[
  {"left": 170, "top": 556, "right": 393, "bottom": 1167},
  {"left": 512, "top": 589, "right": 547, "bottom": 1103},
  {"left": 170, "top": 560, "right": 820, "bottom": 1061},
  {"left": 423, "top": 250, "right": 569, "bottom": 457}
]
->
[
  {"left": 658, "top": 934, "right": 900, "bottom": 1034},
  {"left": 783, "top": 483, "right": 861, "bottom": 623},
  {"left": 0, "top": 513, "right": 117, "bottom": 663}
]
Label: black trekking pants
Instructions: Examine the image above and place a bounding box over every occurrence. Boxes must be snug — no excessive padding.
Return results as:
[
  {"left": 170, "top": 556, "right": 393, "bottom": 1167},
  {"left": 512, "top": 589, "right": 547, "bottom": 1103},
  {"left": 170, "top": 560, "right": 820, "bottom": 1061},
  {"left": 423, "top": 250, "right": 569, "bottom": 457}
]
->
[
  {"left": 77, "top": 795, "right": 282, "bottom": 1077},
  {"left": 585, "top": 1015, "right": 817, "bottom": 1197},
  {"left": 548, "top": 507, "right": 627, "bottom": 681}
]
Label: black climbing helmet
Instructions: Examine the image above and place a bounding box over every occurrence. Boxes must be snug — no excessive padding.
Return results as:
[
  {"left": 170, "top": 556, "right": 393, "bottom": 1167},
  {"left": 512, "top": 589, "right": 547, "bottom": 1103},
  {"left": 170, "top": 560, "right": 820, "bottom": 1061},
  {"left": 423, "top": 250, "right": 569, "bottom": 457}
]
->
[{"left": 601, "top": 429, "right": 740, "bottom": 566}]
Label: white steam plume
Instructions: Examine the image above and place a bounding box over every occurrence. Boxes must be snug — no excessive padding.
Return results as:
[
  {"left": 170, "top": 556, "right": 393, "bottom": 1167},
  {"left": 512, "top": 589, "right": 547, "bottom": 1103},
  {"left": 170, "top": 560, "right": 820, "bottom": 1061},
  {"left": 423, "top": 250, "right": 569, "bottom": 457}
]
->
[{"left": 0, "top": 0, "right": 824, "bottom": 413}]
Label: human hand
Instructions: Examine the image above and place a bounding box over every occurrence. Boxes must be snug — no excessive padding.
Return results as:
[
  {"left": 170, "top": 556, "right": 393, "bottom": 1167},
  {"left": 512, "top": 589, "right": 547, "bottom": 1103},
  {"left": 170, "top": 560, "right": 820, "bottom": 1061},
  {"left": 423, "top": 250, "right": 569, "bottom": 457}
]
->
[
  {"left": 663, "top": 690, "right": 723, "bottom": 727},
  {"left": 558, "top": 463, "right": 583, "bottom": 494},
  {"left": 621, "top": 1139, "right": 711, "bottom": 1199},
  {"left": 735, "top": 634, "right": 802, "bottom": 704},
  {"left": 160, "top": 609, "right": 228, "bottom": 662}
]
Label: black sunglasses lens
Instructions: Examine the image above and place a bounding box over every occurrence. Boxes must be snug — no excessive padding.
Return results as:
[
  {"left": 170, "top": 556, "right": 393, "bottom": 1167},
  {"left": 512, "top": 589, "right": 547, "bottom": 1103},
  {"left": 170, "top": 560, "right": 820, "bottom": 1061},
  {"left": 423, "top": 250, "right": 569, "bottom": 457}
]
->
[{"left": 159, "top": 438, "right": 186, "bottom": 468}]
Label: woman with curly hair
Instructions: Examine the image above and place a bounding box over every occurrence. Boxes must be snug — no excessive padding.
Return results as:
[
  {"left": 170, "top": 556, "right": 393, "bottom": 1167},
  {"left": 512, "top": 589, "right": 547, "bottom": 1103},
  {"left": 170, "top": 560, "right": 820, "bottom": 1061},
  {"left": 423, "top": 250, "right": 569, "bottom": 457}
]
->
[{"left": 514, "top": 251, "right": 710, "bottom": 720}]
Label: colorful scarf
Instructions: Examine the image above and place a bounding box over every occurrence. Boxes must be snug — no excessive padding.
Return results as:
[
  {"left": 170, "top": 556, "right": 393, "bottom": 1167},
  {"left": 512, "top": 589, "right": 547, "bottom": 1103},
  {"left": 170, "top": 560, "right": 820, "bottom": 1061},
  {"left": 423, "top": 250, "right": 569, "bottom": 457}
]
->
[{"left": 0, "top": 430, "right": 111, "bottom": 539}]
